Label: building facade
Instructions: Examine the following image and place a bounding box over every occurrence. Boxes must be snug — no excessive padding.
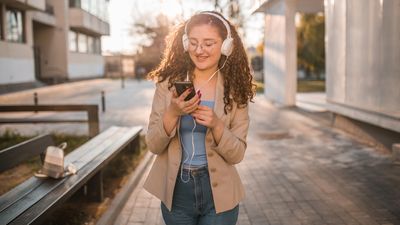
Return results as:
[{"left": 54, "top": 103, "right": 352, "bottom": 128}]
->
[
  {"left": 324, "top": 0, "right": 400, "bottom": 134},
  {"left": 104, "top": 54, "right": 136, "bottom": 78},
  {"left": 0, "top": 0, "right": 109, "bottom": 86},
  {"left": 254, "top": 0, "right": 399, "bottom": 149}
]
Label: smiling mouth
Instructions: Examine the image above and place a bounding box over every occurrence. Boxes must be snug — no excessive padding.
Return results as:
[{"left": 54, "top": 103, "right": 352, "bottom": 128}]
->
[{"left": 196, "top": 56, "right": 208, "bottom": 61}]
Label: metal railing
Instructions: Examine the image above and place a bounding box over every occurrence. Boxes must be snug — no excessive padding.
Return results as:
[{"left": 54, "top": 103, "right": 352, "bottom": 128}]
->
[{"left": 0, "top": 104, "right": 100, "bottom": 137}]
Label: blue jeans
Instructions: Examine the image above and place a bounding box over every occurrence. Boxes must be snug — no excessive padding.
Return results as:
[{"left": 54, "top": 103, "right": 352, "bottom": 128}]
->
[{"left": 161, "top": 166, "right": 239, "bottom": 225}]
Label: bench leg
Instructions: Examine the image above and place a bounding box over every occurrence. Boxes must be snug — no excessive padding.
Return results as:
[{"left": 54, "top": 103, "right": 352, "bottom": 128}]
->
[{"left": 87, "top": 170, "right": 104, "bottom": 202}]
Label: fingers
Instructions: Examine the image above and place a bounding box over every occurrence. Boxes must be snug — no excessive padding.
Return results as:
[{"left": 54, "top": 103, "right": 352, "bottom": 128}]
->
[
  {"left": 192, "top": 113, "right": 208, "bottom": 127},
  {"left": 186, "top": 92, "right": 199, "bottom": 105},
  {"left": 183, "top": 98, "right": 200, "bottom": 113},
  {"left": 178, "top": 87, "right": 194, "bottom": 101},
  {"left": 192, "top": 105, "right": 212, "bottom": 115},
  {"left": 172, "top": 87, "right": 178, "bottom": 98}
]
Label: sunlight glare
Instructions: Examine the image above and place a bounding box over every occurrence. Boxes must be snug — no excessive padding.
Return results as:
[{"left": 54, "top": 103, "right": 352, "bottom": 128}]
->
[{"left": 161, "top": 0, "right": 183, "bottom": 21}]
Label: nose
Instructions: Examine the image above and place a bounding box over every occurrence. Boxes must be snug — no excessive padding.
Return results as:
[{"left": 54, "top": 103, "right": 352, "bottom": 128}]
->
[{"left": 195, "top": 44, "right": 204, "bottom": 54}]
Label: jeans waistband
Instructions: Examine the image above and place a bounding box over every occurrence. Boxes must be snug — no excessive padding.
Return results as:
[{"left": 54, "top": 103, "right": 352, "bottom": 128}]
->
[
  {"left": 181, "top": 164, "right": 207, "bottom": 171},
  {"left": 180, "top": 164, "right": 208, "bottom": 177}
]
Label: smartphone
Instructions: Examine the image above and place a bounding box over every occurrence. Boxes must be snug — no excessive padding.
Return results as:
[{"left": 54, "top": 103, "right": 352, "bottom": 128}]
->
[{"left": 174, "top": 81, "right": 196, "bottom": 101}]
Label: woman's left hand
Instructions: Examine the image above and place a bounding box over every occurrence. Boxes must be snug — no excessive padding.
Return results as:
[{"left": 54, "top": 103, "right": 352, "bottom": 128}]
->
[{"left": 191, "top": 105, "right": 222, "bottom": 128}]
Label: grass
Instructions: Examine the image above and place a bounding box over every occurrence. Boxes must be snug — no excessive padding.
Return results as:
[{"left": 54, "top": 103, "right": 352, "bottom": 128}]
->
[
  {"left": 297, "top": 80, "right": 325, "bottom": 92},
  {"left": 254, "top": 81, "right": 264, "bottom": 93},
  {"left": 0, "top": 130, "right": 147, "bottom": 225},
  {"left": 0, "top": 130, "right": 89, "bottom": 195},
  {"left": 253, "top": 80, "right": 325, "bottom": 94}
]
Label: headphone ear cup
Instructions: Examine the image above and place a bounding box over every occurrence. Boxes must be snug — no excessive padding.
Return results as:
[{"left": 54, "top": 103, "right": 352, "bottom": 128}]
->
[
  {"left": 182, "top": 34, "right": 189, "bottom": 52},
  {"left": 221, "top": 37, "right": 233, "bottom": 56}
]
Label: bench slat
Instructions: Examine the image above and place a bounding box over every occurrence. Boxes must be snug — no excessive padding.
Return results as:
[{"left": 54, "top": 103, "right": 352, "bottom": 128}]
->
[
  {"left": 10, "top": 126, "right": 142, "bottom": 225},
  {"left": 0, "top": 126, "right": 120, "bottom": 214},
  {"left": 0, "top": 119, "right": 88, "bottom": 124},
  {"left": 0, "top": 134, "right": 54, "bottom": 172},
  {"left": 0, "top": 180, "right": 62, "bottom": 225},
  {"left": 0, "top": 126, "right": 141, "bottom": 225}
]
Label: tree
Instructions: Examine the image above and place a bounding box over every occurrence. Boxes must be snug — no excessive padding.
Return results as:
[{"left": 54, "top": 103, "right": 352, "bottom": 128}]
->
[
  {"left": 130, "top": 13, "right": 172, "bottom": 77},
  {"left": 209, "top": 0, "right": 243, "bottom": 28},
  {"left": 297, "top": 13, "right": 325, "bottom": 79}
]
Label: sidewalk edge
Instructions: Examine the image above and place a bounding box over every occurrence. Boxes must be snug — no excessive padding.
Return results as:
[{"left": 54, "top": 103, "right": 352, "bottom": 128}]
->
[{"left": 96, "top": 151, "right": 154, "bottom": 225}]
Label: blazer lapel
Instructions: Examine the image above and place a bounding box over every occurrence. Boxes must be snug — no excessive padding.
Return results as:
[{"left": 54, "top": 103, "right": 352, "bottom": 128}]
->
[{"left": 214, "top": 71, "right": 225, "bottom": 120}]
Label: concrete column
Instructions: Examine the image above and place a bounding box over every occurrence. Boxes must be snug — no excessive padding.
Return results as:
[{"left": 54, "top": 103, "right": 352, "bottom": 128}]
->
[
  {"left": 0, "top": 5, "right": 5, "bottom": 40},
  {"left": 263, "top": 0, "right": 297, "bottom": 106},
  {"left": 39, "top": 0, "right": 69, "bottom": 82}
]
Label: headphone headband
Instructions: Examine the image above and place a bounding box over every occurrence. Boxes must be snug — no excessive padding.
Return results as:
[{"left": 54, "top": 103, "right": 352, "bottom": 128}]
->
[
  {"left": 184, "top": 12, "right": 232, "bottom": 39},
  {"left": 182, "top": 11, "right": 234, "bottom": 56}
]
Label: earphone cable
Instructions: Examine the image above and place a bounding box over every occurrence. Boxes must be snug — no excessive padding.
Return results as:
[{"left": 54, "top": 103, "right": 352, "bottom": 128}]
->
[{"left": 179, "top": 56, "right": 228, "bottom": 183}]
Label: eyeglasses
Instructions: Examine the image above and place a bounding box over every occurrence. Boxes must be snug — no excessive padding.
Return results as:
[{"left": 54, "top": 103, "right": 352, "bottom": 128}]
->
[{"left": 188, "top": 40, "right": 218, "bottom": 52}]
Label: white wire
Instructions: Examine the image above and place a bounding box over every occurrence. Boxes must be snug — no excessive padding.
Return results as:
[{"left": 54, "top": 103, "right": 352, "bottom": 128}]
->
[
  {"left": 180, "top": 119, "right": 197, "bottom": 183},
  {"left": 179, "top": 56, "right": 228, "bottom": 183},
  {"left": 195, "top": 56, "right": 228, "bottom": 93}
]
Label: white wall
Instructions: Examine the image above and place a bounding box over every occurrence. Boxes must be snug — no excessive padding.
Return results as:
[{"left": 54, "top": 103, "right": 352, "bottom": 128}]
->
[
  {"left": 325, "top": 0, "right": 400, "bottom": 132},
  {"left": 263, "top": 0, "right": 297, "bottom": 105},
  {"left": 0, "top": 57, "right": 35, "bottom": 84},
  {"left": 68, "top": 52, "right": 104, "bottom": 79},
  {"left": 0, "top": 8, "right": 36, "bottom": 85},
  {"left": 0, "top": 42, "right": 35, "bottom": 84}
]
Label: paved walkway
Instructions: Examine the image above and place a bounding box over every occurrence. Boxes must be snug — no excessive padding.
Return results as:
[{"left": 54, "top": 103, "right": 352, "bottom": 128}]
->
[
  {"left": 1, "top": 79, "right": 399, "bottom": 225},
  {"left": 0, "top": 79, "right": 154, "bottom": 135},
  {"left": 115, "top": 97, "right": 400, "bottom": 225}
]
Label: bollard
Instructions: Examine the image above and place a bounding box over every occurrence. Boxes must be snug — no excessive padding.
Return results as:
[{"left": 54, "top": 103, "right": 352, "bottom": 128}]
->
[
  {"left": 34, "top": 92, "right": 38, "bottom": 105},
  {"left": 101, "top": 91, "right": 106, "bottom": 113},
  {"left": 392, "top": 144, "right": 400, "bottom": 165},
  {"left": 34, "top": 92, "right": 38, "bottom": 113},
  {"left": 121, "top": 76, "right": 125, "bottom": 89}
]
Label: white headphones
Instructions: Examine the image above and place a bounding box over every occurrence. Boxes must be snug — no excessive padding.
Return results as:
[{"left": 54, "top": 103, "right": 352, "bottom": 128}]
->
[{"left": 182, "top": 12, "right": 234, "bottom": 56}]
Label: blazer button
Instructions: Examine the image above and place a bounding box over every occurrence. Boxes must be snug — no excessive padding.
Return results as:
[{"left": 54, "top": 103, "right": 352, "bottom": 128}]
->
[
  {"left": 210, "top": 168, "right": 216, "bottom": 173},
  {"left": 212, "top": 182, "right": 218, "bottom": 187}
]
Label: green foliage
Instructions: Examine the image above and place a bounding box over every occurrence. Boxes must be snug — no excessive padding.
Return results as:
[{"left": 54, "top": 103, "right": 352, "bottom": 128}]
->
[
  {"left": 0, "top": 129, "right": 33, "bottom": 150},
  {"left": 0, "top": 130, "right": 88, "bottom": 153},
  {"left": 297, "top": 13, "right": 325, "bottom": 79},
  {"left": 52, "top": 133, "right": 89, "bottom": 154},
  {"left": 254, "top": 81, "right": 264, "bottom": 93},
  {"left": 297, "top": 80, "right": 326, "bottom": 93}
]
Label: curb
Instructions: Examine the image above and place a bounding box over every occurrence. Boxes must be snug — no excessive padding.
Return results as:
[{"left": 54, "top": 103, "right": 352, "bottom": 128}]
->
[{"left": 96, "top": 151, "right": 154, "bottom": 225}]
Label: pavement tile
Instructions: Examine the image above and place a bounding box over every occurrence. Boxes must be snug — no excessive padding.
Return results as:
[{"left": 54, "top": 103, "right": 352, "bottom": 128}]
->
[{"left": 2, "top": 80, "right": 400, "bottom": 225}]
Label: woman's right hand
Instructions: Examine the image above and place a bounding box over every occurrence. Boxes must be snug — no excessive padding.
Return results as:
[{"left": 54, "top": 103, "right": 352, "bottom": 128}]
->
[{"left": 167, "top": 87, "right": 200, "bottom": 117}]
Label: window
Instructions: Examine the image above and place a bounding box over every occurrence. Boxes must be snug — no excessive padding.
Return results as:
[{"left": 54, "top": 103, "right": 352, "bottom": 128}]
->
[
  {"left": 6, "top": 8, "right": 24, "bottom": 43},
  {"left": 94, "top": 37, "right": 101, "bottom": 53},
  {"left": 89, "top": 0, "right": 97, "bottom": 16},
  {"left": 69, "top": 31, "right": 77, "bottom": 51},
  {"left": 81, "top": 0, "right": 89, "bottom": 12},
  {"left": 0, "top": 5, "right": 3, "bottom": 40},
  {"left": 87, "top": 36, "right": 93, "bottom": 53},
  {"left": 69, "top": 0, "right": 81, "bottom": 8},
  {"left": 78, "top": 33, "right": 87, "bottom": 53},
  {"left": 103, "top": 0, "right": 109, "bottom": 22}
]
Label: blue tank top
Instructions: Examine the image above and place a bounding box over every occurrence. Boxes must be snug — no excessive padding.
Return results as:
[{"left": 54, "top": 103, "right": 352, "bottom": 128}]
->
[{"left": 179, "top": 100, "right": 215, "bottom": 167}]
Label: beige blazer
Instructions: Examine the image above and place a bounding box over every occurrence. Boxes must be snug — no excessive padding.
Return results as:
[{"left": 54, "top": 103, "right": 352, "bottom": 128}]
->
[{"left": 143, "top": 72, "right": 249, "bottom": 213}]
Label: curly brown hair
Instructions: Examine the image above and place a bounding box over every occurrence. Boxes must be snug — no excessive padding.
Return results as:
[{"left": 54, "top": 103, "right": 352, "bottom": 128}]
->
[{"left": 147, "top": 11, "right": 256, "bottom": 114}]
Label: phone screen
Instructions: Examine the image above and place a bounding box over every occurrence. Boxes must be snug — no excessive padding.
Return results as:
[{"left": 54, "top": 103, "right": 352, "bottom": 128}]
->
[{"left": 174, "top": 81, "right": 196, "bottom": 101}]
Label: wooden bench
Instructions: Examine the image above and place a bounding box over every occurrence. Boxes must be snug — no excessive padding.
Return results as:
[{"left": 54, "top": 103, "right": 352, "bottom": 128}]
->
[
  {"left": 0, "top": 125, "right": 142, "bottom": 225},
  {"left": 0, "top": 134, "right": 54, "bottom": 172}
]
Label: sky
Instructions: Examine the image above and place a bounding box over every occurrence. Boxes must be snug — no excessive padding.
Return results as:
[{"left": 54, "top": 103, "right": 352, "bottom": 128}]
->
[{"left": 101, "top": 0, "right": 265, "bottom": 54}]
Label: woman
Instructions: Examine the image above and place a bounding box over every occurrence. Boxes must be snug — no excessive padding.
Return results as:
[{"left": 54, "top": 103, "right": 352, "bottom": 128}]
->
[{"left": 144, "top": 11, "right": 255, "bottom": 225}]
